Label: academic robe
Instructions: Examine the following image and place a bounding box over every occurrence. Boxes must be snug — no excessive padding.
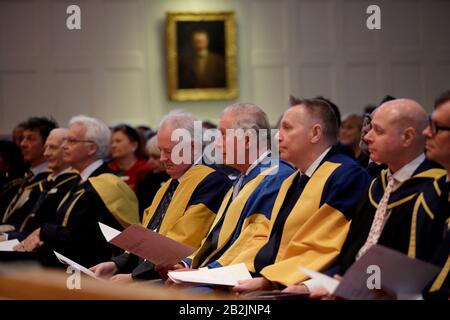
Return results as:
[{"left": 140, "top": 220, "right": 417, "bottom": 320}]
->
[
  {"left": 112, "top": 164, "right": 231, "bottom": 280},
  {"left": 5, "top": 170, "right": 79, "bottom": 241},
  {"left": 39, "top": 164, "right": 139, "bottom": 267},
  {"left": 1, "top": 170, "right": 51, "bottom": 230},
  {"left": 136, "top": 171, "right": 170, "bottom": 220},
  {"left": 337, "top": 160, "right": 446, "bottom": 274},
  {"left": 0, "top": 177, "right": 23, "bottom": 224},
  {"left": 424, "top": 173, "right": 450, "bottom": 300},
  {"left": 184, "top": 160, "right": 295, "bottom": 271},
  {"left": 254, "top": 147, "right": 371, "bottom": 286}
]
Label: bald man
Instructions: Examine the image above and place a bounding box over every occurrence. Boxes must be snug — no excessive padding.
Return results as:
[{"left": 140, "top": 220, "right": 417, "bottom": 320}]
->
[
  {"left": 284, "top": 99, "right": 447, "bottom": 295},
  {"left": 2, "top": 129, "right": 79, "bottom": 242}
]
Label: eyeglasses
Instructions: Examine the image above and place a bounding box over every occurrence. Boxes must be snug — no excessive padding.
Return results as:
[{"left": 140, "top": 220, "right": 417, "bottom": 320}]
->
[
  {"left": 428, "top": 116, "right": 450, "bottom": 136},
  {"left": 362, "top": 114, "right": 372, "bottom": 131},
  {"left": 63, "top": 137, "right": 96, "bottom": 146}
]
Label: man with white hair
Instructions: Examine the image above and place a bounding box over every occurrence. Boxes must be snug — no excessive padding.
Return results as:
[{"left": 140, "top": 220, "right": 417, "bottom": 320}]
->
[
  {"left": 1, "top": 128, "right": 78, "bottom": 242},
  {"left": 91, "top": 110, "right": 231, "bottom": 282},
  {"left": 19, "top": 115, "right": 140, "bottom": 267},
  {"left": 161, "top": 103, "right": 295, "bottom": 285}
]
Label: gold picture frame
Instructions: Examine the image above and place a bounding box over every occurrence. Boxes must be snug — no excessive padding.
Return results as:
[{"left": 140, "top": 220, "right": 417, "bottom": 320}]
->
[{"left": 165, "top": 11, "right": 238, "bottom": 101}]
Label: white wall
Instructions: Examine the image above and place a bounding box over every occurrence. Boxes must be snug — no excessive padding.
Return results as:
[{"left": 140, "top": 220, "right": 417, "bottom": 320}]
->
[{"left": 1, "top": 0, "right": 449, "bottom": 135}]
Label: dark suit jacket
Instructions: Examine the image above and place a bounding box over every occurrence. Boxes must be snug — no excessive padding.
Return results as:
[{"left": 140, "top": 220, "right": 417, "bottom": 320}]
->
[
  {"left": 178, "top": 51, "right": 226, "bottom": 89},
  {"left": 39, "top": 164, "right": 125, "bottom": 267}
]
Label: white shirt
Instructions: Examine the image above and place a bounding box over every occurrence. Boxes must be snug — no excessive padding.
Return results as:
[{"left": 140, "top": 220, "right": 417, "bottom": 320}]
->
[
  {"left": 30, "top": 162, "right": 48, "bottom": 176},
  {"left": 388, "top": 153, "right": 425, "bottom": 185},
  {"left": 232, "top": 150, "right": 271, "bottom": 200},
  {"left": 304, "top": 147, "right": 332, "bottom": 178},
  {"left": 79, "top": 160, "right": 103, "bottom": 182},
  {"left": 303, "top": 153, "right": 425, "bottom": 292}
]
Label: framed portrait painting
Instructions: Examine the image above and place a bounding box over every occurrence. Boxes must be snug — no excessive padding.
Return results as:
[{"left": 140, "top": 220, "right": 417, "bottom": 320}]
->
[{"left": 165, "top": 11, "right": 238, "bottom": 101}]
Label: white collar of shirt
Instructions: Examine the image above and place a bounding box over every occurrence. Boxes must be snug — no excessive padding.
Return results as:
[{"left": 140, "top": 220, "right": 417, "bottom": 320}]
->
[
  {"left": 388, "top": 153, "right": 425, "bottom": 183},
  {"left": 80, "top": 160, "right": 103, "bottom": 182},
  {"left": 31, "top": 162, "right": 48, "bottom": 176},
  {"left": 49, "top": 167, "right": 72, "bottom": 181},
  {"left": 446, "top": 175, "right": 449, "bottom": 183},
  {"left": 244, "top": 150, "right": 271, "bottom": 177},
  {"left": 303, "top": 147, "right": 332, "bottom": 177}
]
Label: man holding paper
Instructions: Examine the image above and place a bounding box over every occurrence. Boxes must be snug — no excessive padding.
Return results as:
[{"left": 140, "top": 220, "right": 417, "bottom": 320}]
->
[
  {"left": 284, "top": 98, "right": 447, "bottom": 297},
  {"left": 91, "top": 110, "right": 231, "bottom": 282},
  {"left": 232, "top": 97, "right": 370, "bottom": 294},
  {"left": 16, "top": 116, "right": 139, "bottom": 267},
  {"left": 162, "top": 103, "right": 295, "bottom": 284}
]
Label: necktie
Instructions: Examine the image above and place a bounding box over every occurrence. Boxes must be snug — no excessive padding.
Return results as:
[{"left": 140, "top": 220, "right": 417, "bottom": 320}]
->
[
  {"left": 254, "top": 173, "right": 310, "bottom": 272},
  {"left": 30, "top": 178, "right": 53, "bottom": 214},
  {"left": 357, "top": 175, "right": 396, "bottom": 259},
  {"left": 147, "top": 179, "right": 179, "bottom": 232},
  {"left": 191, "top": 192, "right": 234, "bottom": 268},
  {"left": 19, "top": 178, "right": 55, "bottom": 231},
  {"left": 54, "top": 175, "right": 82, "bottom": 223}
]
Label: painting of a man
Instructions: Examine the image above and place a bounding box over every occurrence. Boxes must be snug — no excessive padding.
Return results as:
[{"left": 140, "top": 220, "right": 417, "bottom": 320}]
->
[{"left": 178, "top": 28, "right": 226, "bottom": 89}]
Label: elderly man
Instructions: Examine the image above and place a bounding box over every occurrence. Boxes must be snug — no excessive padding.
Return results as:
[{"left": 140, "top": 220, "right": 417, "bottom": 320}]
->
[
  {"left": 288, "top": 98, "right": 447, "bottom": 297},
  {"left": 1, "top": 117, "right": 58, "bottom": 232},
  {"left": 18, "top": 116, "right": 139, "bottom": 267},
  {"left": 422, "top": 90, "right": 450, "bottom": 299},
  {"left": 232, "top": 98, "right": 370, "bottom": 294},
  {"left": 161, "top": 103, "right": 295, "bottom": 284},
  {"left": 1, "top": 128, "right": 78, "bottom": 242},
  {"left": 91, "top": 110, "right": 231, "bottom": 282}
]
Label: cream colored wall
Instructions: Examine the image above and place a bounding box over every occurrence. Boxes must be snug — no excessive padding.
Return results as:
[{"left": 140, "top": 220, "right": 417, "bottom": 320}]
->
[{"left": 1, "top": 0, "right": 450, "bottom": 135}]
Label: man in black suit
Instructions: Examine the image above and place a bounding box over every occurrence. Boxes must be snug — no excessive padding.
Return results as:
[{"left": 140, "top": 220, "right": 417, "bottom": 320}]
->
[{"left": 18, "top": 115, "right": 139, "bottom": 267}]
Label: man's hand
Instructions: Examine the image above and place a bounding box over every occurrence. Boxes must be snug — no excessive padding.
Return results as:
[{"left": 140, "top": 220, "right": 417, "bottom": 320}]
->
[
  {"left": 90, "top": 261, "right": 118, "bottom": 279},
  {"left": 155, "top": 262, "right": 185, "bottom": 280},
  {"left": 0, "top": 234, "right": 7, "bottom": 242},
  {"left": 164, "top": 266, "right": 193, "bottom": 287},
  {"left": 309, "top": 275, "right": 343, "bottom": 300},
  {"left": 231, "top": 277, "right": 275, "bottom": 295},
  {"left": 283, "top": 283, "right": 309, "bottom": 294},
  {"left": 110, "top": 273, "right": 133, "bottom": 283},
  {"left": 14, "top": 228, "right": 43, "bottom": 252}
]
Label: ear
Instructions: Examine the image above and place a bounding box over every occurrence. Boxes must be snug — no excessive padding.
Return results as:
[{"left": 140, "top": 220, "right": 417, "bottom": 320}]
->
[
  {"left": 87, "top": 143, "right": 98, "bottom": 157},
  {"left": 310, "top": 124, "right": 323, "bottom": 144},
  {"left": 131, "top": 141, "right": 138, "bottom": 152},
  {"left": 402, "top": 127, "right": 416, "bottom": 147}
]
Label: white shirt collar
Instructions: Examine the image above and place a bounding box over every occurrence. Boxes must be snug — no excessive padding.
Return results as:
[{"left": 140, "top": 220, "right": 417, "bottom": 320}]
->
[
  {"left": 304, "top": 147, "right": 332, "bottom": 177},
  {"left": 49, "top": 167, "right": 72, "bottom": 181},
  {"left": 177, "top": 156, "right": 203, "bottom": 183},
  {"left": 388, "top": 154, "right": 425, "bottom": 183},
  {"left": 79, "top": 160, "right": 103, "bottom": 181},
  {"left": 31, "top": 162, "right": 48, "bottom": 176}
]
